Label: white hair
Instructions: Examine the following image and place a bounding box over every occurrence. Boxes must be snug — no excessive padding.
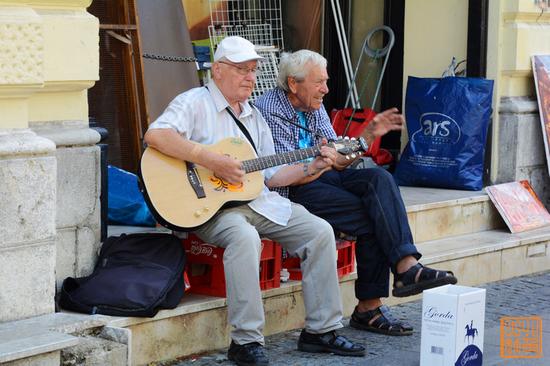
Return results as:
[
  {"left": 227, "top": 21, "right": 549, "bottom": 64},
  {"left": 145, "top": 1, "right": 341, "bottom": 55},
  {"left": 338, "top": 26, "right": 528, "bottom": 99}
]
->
[{"left": 277, "top": 50, "right": 327, "bottom": 92}]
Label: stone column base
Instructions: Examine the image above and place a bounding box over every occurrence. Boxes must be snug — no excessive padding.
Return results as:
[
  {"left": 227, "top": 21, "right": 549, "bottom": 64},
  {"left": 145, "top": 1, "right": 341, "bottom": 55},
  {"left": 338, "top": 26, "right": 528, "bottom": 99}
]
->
[
  {"left": 0, "top": 129, "right": 57, "bottom": 322},
  {"left": 31, "top": 121, "right": 101, "bottom": 288},
  {"left": 497, "top": 96, "right": 550, "bottom": 209}
]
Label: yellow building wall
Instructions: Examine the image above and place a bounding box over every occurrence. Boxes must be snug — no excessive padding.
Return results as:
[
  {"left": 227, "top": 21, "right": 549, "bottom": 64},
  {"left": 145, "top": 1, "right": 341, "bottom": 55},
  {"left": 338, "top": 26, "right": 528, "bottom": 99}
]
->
[
  {"left": 0, "top": 0, "right": 98, "bottom": 128},
  {"left": 486, "top": 0, "right": 550, "bottom": 181},
  {"left": 403, "top": 0, "right": 468, "bottom": 81},
  {"left": 401, "top": 0, "right": 550, "bottom": 177},
  {"left": 401, "top": 0, "right": 469, "bottom": 145},
  {"left": 499, "top": 0, "right": 550, "bottom": 97}
]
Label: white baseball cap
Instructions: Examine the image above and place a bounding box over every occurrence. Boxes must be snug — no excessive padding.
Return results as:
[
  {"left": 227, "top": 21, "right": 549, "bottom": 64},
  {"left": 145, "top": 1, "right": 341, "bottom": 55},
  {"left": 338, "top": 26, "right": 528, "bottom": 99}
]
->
[{"left": 213, "top": 36, "right": 265, "bottom": 63}]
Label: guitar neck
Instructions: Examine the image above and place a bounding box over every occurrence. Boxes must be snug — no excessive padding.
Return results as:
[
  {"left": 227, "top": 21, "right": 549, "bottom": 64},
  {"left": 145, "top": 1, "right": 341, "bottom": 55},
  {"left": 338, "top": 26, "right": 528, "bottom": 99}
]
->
[{"left": 242, "top": 145, "right": 322, "bottom": 173}]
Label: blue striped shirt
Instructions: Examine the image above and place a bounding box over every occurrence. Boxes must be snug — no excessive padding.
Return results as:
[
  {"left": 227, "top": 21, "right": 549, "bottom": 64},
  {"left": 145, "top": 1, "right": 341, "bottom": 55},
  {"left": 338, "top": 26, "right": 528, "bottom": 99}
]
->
[{"left": 255, "top": 87, "right": 337, "bottom": 197}]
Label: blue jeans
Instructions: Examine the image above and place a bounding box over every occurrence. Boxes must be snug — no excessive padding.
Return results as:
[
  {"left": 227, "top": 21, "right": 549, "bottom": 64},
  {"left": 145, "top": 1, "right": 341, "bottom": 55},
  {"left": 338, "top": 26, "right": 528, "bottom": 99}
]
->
[{"left": 289, "top": 167, "right": 421, "bottom": 300}]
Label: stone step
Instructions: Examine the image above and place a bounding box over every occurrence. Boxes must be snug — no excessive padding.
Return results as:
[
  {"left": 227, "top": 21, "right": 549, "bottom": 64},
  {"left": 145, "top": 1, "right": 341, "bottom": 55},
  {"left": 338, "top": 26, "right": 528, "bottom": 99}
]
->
[
  {"left": 108, "top": 188, "right": 504, "bottom": 244},
  {"left": 0, "top": 225, "right": 528, "bottom": 365},
  {"left": 0, "top": 312, "right": 112, "bottom": 365},
  {"left": 401, "top": 187, "right": 505, "bottom": 242},
  {"left": 31, "top": 187, "right": 542, "bottom": 365},
  {"left": 61, "top": 336, "right": 128, "bottom": 366},
  {"left": 386, "top": 225, "right": 550, "bottom": 305},
  {"left": 100, "top": 225, "right": 550, "bottom": 365},
  {"left": 0, "top": 331, "right": 76, "bottom": 365}
]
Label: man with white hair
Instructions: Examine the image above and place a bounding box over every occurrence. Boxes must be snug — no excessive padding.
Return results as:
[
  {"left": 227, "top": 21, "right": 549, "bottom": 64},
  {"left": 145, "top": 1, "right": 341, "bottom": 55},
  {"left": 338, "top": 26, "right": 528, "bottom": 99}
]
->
[
  {"left": 144, "top": 38, "right": 365, "bottom": 366},
  {"left": 255, "top": 50, "right": 458, "bottom": 337}
]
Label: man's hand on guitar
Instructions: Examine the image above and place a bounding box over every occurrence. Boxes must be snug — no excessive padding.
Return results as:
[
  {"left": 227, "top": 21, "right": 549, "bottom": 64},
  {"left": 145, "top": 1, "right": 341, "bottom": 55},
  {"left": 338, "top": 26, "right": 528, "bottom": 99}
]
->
[
  {"left": 208, "top": 153, "right": 245, "bottom": 185},
  {"left": 310, "top": 144, "right": 337, "bottom": 173}
]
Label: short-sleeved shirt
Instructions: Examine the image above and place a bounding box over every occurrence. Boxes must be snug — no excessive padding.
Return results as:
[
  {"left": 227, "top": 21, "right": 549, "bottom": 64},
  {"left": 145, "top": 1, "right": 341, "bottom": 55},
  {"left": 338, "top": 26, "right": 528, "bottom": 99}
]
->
[
  {"left": 148, "top": 81, "right": 292, "bottom": 226},
  {"left": 254, "top": 87, "right": 337, "bottom": 197}
]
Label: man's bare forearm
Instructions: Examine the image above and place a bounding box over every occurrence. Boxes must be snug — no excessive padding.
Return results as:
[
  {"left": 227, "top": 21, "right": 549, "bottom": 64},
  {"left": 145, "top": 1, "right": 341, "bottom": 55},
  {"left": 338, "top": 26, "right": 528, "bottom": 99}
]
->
[{"left": 144, "top": 129, "right": 218, "bottom": 170}]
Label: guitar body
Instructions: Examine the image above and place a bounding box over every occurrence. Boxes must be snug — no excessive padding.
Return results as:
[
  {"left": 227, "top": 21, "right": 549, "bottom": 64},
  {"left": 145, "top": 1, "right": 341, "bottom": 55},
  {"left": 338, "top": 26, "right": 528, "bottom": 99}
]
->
[{"left": 140, "top": 138, "right": 264, "bottom": 230}]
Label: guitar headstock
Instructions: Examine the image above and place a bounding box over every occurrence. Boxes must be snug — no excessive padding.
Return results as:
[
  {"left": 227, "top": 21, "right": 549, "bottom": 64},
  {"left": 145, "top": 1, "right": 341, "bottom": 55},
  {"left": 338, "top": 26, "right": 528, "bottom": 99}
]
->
[{"left": 331, "top": 137, "right": 369, "bottom": 160}]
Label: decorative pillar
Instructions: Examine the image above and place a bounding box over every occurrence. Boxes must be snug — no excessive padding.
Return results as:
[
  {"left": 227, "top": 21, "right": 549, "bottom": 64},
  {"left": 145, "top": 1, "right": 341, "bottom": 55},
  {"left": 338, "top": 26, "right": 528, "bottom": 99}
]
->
[
  {"left": 490, "top": 0, "right": 550, "bottom": 207},
  {"left": 0, "top": 0, "right": 100, "bottom": 322}
]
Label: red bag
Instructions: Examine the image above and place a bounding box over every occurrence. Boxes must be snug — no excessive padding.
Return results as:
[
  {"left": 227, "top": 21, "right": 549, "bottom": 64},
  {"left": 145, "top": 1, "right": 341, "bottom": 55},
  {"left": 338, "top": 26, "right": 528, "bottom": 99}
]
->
[{"left": 331, "top": 108, "right": 393, "bottom": 165}]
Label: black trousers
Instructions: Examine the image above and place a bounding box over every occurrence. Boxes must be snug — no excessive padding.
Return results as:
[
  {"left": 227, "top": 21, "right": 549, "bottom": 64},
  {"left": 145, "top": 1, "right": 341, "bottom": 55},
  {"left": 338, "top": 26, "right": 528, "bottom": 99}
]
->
[{"left": 289, "top": 167, "right": 421, "bottom": 300}]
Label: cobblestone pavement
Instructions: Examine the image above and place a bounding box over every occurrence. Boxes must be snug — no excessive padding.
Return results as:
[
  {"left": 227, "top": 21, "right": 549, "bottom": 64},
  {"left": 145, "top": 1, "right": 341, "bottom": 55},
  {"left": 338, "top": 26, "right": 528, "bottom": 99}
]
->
[{"left": 166, "top": 271, "right": 550, "bottom": 366}]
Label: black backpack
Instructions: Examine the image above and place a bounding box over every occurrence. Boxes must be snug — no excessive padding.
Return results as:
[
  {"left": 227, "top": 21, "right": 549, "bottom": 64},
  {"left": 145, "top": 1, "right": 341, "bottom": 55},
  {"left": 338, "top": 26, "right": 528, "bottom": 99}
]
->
[{"left": 59, "top": 233, "right": 186, "bottom": 317}]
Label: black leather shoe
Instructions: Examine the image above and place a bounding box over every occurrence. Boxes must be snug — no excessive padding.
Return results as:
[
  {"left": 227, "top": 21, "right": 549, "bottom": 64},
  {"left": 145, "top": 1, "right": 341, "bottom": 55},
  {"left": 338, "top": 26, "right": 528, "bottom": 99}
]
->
[
  {"left": 297, "top": 329, "right": 366, "bottom": 357},
  {"left": 227, "top": 341, "right": 269, "bottom": 366}
]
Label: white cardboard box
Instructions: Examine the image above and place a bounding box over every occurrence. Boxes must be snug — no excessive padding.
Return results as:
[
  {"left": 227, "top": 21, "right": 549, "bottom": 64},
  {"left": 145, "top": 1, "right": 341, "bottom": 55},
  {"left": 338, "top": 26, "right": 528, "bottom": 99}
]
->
[{"left": 420, "top": 285, "right": 486, "bottom": 366}]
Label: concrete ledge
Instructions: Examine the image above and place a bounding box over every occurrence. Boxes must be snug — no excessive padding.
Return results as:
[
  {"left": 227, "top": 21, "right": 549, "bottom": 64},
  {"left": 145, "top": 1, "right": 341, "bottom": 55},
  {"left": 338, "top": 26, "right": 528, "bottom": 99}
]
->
[
  {"left": 499, "top": 96, "right": 538, "bottom": 114},
  {"left": 105, "top": 277, "right": 354, "bottom": 329},
  {"left": 401, "top": 187, "right": 505, "bottom": 242},
  {"left": 61, "top": 336, "right": 127, "bottom": 366},
  {"left": 3, "top": 351, "right": 60, "bottom": 366},
  {"left": 400, "top": 186, "right": 490, "bottom": 213},
  {"left": 0, "top": 331, "right": 77, "bottom": 364},
  {"left": 0, "top": 313, "right": 110, "bottom": 363},
  {"left": 104, "top": 225, "right": 550, "bottom": 328},
  {"left": 419, "top": 225, "right": 550, "bottom": 264},
  {"left": 102, "top": 276, "right": 356, "bottom": 365}
]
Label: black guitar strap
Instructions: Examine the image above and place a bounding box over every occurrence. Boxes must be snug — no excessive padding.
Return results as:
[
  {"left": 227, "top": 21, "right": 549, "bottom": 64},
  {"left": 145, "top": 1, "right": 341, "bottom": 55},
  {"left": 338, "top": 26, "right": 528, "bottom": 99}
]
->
[
  {"left": 204, "top": 86, "right": 258, "bottom": 154},
  {"left": 224, "top": 106, "right": 258, "bottom": 154}
]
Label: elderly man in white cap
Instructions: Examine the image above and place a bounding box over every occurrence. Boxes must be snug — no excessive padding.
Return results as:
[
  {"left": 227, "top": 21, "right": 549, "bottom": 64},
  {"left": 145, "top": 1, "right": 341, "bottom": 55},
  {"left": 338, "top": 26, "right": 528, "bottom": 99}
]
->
[{"left": 144, "top": 36, "right": 365, "bottom": 365}]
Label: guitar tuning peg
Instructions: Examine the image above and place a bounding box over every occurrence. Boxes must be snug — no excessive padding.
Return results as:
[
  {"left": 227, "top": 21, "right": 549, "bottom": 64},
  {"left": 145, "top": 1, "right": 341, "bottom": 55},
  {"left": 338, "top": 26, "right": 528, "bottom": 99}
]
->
[
  {"left": 350, "top": 137, "right": 356, "bottom": 141},
  {"left": 338, "top": 135, "right": 342, "bottom": 139},
  {"left": 344, "top": 136, "right": 350, "bottom": 140},
  {"left": 351, "top": 153, "right": 357, "bottom": 159},
  {"left": 345, "top": 155, "right": 351, "bottom": 160}
]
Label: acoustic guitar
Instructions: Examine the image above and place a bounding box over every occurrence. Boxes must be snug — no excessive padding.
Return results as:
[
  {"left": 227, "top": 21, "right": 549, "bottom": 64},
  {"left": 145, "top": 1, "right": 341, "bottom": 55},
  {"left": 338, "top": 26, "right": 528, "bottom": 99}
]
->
[{"left": 139, "top": 137, "right": 367, "bottom": 231}]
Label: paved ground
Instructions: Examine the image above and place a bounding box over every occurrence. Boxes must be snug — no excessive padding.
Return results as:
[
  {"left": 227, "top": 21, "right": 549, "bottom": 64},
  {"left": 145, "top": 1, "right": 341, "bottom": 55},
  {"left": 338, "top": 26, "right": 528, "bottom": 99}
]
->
[{"left": 165, "top": 271, "right": 550, "bottom": 366}]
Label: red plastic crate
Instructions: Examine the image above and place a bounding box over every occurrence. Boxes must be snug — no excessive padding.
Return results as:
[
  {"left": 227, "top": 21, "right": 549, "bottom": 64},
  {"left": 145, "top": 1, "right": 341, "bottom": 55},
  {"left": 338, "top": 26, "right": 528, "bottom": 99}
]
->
[
  {"left": 336, "top": 240, "right": 356, "bottom": 277},
  {"left": 282, "top": 239, "right": 356, "bottom": 280},
  {"left": 182, "top": 234, "right": 281, "bottom": 297},
  {"left": 281, "top": 256, "right": 302, "bottom": 281}
]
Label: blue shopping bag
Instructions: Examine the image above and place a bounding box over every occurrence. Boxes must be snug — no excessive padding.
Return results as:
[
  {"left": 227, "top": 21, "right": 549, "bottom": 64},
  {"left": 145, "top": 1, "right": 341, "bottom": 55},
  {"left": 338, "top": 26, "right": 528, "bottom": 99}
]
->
[
  {"left": 108, "top": 165, "right": 156, "bottom": 226},
  {"left": 394, "top": 76, "right": 494, "bottom": 190}
]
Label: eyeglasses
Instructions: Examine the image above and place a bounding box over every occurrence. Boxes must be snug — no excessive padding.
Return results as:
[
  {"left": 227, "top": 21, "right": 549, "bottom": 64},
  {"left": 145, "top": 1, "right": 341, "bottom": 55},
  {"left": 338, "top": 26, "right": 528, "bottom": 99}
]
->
[{"left": 219, "top": 61, "right": 261, "bottom": 76}]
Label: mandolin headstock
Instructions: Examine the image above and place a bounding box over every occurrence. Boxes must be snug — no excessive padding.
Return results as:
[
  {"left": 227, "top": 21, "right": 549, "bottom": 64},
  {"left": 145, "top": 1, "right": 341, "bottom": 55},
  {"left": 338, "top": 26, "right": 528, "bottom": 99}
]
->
[{"left": 332, "top": 137, "right": 369, "bottom": 159}]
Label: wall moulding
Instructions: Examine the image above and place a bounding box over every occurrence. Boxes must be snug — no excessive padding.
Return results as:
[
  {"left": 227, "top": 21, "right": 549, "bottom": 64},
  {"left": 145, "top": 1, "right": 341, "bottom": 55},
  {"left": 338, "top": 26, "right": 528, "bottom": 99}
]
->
[
  {"left": 0, "top": 1, "right": 92, "bottom": 9},
  {"left": 0, "top": 128, "right": 55, "bottom": 157},
  {"left": 39, "top": 80, "right": 96, "bottom": 93},
  {"left": 503, "top": 12, "right": 550, "bottom": 23},
  {"left": 0, "top": 84, "right": 44, "bottom": 97}
]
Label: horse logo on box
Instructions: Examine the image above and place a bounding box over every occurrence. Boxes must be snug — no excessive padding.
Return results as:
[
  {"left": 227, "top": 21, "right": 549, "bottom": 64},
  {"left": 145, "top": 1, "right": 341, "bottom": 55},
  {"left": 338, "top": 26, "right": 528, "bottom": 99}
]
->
[{"left": 455, "top": 320, "right": 482, "bottom": 366}]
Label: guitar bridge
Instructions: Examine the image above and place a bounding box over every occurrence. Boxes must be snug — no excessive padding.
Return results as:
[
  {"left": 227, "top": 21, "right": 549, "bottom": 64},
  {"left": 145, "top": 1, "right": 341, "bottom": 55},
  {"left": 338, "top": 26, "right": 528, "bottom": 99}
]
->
[{"left": 186, "top": 162, "right": 206, "bottom": 199}]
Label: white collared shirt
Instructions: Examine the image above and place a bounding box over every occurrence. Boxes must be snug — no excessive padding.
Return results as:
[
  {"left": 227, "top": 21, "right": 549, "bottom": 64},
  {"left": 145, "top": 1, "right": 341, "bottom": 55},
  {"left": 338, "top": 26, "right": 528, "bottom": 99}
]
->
[{"left": 148, "top": 81, "right": 292, "bottom": 226}]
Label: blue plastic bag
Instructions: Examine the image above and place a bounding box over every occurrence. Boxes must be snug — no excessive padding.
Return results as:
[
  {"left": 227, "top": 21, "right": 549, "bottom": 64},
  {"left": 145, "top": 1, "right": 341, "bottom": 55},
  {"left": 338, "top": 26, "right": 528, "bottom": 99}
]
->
[
  {"left": 394, "top": 76, "right": 494, "bottom": 190},
  {"left": 108, "top": 165, "right": 156, "bottom": 226}
]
